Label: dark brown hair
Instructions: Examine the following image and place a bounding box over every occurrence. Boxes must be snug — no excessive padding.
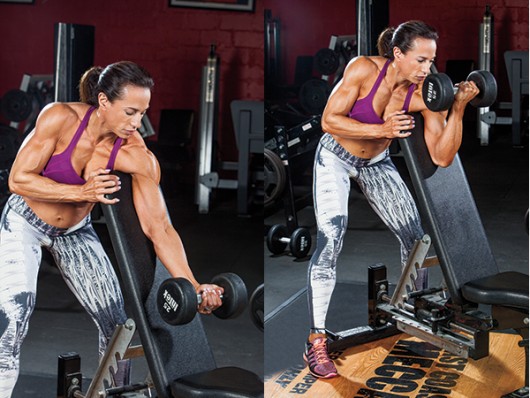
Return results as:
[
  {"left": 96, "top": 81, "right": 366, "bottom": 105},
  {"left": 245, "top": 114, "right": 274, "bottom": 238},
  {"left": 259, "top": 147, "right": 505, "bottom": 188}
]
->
[
  {"left": 79, "top": 61, "right": 154, "bottom": 106},
  {"left": 377, "top": 20, "right": 438, "bottom": 59}
]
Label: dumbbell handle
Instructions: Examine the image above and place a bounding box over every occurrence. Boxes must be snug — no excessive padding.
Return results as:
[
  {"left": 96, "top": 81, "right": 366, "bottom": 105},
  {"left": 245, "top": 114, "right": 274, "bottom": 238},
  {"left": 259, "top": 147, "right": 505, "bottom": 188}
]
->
[
  {"left": 279, "top": 237, "right": 290, "bottom": 244},
  {"left": 197, "top": 293, "right": 223, "bottom": 305}
]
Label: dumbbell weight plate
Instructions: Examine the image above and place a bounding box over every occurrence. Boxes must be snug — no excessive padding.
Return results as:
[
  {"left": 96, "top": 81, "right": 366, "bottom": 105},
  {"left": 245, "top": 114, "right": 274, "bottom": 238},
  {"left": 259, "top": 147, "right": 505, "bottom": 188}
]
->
[
  {"left": 158, "top": 277, "right": 198, "bottom": 325},
  {"left": 314, "top": 48, "right": 340, "bottom": 76},
  {"left": 211, "top": 272, "right": 248, "bottom": 319},
  {"left": 264, "top": 148, "right": 286, "bottom": 207},
  {"left": 299, "top": 79, "right": 332, "bottom": 115},
  {"left": 266, "top": 224, "right": 288, "bottom": 254},
  {"left": 1, "top": 89, "right": 32, "bottom": 122},
  {"left": 289, "top": 227, "right": 312, "bottom": 258},
  {"left": 422, "top": 73, "right": 455, "bottom": 112},
  {"left": 467, "top": 70, "right": 497, "bottom": 108},
  {"left": 249, "top": 284, "right": 264, "bottom": 332}
]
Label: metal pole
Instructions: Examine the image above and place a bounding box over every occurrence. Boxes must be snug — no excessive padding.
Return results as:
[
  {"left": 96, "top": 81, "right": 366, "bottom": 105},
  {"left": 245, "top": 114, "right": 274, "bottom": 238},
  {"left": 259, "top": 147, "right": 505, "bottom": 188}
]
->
[
  {"left": 477, "top": 5, "right": 493, "bottom": 146},
  {"left": 357, "top": 0, "right": 370, "bottom": 57}
]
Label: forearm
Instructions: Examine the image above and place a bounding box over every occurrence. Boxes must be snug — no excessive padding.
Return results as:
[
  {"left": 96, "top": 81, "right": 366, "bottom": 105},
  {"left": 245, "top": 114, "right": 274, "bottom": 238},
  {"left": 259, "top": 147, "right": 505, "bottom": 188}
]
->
[
  {"left": 150, "top": 225, "right": 200, "bottom": 288},
  {"left": 322, "top": 114, "right": 385, "bottom": 140},
  {"left": 9, "top": 172, "right": 83, "bottom": 202},
  {"left": 428, "top": 104, "right": 465, "bottom": 167}
]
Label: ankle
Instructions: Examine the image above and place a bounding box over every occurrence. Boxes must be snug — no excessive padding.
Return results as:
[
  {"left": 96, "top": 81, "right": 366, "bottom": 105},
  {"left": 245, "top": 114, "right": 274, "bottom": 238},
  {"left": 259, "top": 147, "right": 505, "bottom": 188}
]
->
[{"left": 308, "top": 333, "right": 327, "bottom": 343}]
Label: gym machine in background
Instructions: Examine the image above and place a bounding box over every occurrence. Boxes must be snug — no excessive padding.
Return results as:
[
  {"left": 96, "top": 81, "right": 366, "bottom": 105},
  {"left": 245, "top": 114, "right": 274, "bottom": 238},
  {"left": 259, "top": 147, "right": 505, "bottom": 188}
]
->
[
  {"left": 195, "top": 44, "right": 222, "bottom": 214},
  {"left": 195, "top": 45, "right": 264, "bottom": 215},
  {"left": 475, "top": 6, "right": 528, "bottom": 147}
]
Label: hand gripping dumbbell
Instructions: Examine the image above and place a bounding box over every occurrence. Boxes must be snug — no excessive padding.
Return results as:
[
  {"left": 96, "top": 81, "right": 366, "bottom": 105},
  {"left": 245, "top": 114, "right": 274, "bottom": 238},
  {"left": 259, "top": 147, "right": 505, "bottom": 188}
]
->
[
  {"left": 266, "top": 224, "right": 312, "bottom": 259},
  {"left": 422, "top": 70, "right": 497, "bottom": 112},
  {"left": 157, "top": 272, "right": 248, "bottom": 325}
]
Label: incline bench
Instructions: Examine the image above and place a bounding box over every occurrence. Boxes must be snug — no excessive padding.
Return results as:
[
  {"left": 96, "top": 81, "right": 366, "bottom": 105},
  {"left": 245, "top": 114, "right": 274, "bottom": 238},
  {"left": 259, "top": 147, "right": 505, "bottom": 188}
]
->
[
  {"left": 327, "top": 113, "right": 528, "bottom": 397},
  {"left": 58, "top": 172, "right": 263, "bottom": 398}
]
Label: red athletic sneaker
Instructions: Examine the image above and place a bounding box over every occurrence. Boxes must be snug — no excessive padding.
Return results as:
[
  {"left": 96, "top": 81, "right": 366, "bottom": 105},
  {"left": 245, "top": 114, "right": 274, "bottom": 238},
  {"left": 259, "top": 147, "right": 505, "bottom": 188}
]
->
[{"left": 303, "top": 337, "right": 338, "bottom": 379}]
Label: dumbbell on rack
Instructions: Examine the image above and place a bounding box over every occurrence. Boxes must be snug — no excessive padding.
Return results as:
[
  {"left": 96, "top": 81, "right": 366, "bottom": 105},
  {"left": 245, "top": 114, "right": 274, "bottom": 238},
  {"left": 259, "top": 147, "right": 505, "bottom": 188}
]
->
[
  {"left": 266, "top": 224, "right": 311, "bottom": 259},
  {"left": 157, "top": 272, "right": 248, "bottom": 325},
  {"left": 423, "top": 70, "right": 497, "bottom": 112}
]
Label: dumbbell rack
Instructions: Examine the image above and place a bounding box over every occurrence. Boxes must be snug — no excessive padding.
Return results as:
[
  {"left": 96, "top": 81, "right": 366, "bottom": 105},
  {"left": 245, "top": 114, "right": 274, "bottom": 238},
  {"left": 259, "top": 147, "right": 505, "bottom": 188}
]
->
[{"left": 265, "top": 124, "right": 313, "bottom": 259}]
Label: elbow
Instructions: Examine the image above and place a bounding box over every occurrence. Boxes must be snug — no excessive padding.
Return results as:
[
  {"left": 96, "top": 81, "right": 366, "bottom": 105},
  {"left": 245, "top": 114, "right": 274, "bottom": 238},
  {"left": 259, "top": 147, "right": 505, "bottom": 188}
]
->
[
  {"left": 8, "top": 173, "right": 24, "bottom": 196},
  {"left": 432, "top": 156, "right": 454, "bottom": 168},
  {"left": 321, "top": 118, "right": 331, "bottom": 133}
]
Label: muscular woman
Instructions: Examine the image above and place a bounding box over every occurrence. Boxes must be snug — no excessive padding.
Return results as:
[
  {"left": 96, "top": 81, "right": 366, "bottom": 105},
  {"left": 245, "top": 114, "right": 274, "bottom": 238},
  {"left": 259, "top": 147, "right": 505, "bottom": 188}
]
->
[
  {"left": 0, "top": 61, "right": 223, "bottom": 396},
  {"left": 303, "top": 21, "right": 479, "bottom": 379}
]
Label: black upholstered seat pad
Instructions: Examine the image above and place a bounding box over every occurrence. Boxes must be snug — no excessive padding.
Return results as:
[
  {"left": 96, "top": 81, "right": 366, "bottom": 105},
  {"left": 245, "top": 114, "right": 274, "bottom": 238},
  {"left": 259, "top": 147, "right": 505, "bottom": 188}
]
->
[
  {"left": 171, "top": 367, "right": 264, "bottom": 398},
  {"left": 462, "top": 271, "right": 529, "bottom": 309}
]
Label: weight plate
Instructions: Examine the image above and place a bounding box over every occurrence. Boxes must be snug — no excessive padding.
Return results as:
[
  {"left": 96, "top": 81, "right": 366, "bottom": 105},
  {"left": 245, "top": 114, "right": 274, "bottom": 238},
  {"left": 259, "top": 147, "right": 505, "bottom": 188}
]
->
[
  {"left": 314, "top": 48, "right": 340, "bottom": 75},
  {"left": 422, "top": 73, "right": 454, "bottom": 112},
  {"left": 299, "top": 79, "right": 332, "bottom": 115},
  {"left": 264, "top": 148, "right": 286, "bottom": 207},
  {"left": 211, "top": 272, "right": 248, "bottom": 320},
  {"left": 0, "top": 125, "right": 19, "bottom": 168},
  {"left": 157, "top": 277, "right": 198, "bottom": 325},
  {"left": 266, "top": 224, "right": 288, "bottom": 255},
  {"left": 249, "top": 284, "right": 264, "bottom": 332},
  {"left": 1, "top": 89, "right": 32, "bottom": 122},
  {"left": 467, "top": 70, "right": 497, "bottom": 108},
  {"left": 289, "top": 227, "right": 312, "bottom": 258}
]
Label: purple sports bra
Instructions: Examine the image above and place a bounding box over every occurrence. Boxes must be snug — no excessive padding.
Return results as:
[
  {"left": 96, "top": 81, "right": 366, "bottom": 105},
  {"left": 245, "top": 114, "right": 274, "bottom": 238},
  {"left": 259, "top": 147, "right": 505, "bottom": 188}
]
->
[
  {"left": 348, "top": 59, "right": 416, "bottom": 124},
  {"left": 41, "top": 107, "right": 123, "bottom": 185}
]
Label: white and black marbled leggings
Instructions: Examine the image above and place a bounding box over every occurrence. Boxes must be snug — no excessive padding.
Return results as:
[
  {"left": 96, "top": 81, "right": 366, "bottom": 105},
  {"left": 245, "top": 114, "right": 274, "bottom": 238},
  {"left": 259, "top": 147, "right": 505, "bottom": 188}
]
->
[
  {"left": 308, "top": 134, "right": 424, "bottom": 332},
  {"left": 0, "top": 194, "right": 126, "bottom": 397}
]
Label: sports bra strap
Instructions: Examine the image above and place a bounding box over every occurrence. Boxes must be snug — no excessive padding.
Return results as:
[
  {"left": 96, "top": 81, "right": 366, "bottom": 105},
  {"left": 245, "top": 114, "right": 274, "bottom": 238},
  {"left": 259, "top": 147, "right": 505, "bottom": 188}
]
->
[
  {"left": 402, "top": 84, "right": 417, "bottom": 112},
  {"left": 366, "top": 59, "right": 392, "bottom": 99},
  {"left": 106, "top": 137, "right": 123, "bottom": 170}
]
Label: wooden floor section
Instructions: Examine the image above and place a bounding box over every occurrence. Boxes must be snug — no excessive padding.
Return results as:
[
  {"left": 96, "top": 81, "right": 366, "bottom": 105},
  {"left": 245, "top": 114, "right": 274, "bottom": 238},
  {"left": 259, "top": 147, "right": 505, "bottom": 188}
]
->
[{"left": 265, "top": 332, "right": 526, "bottom": 397}]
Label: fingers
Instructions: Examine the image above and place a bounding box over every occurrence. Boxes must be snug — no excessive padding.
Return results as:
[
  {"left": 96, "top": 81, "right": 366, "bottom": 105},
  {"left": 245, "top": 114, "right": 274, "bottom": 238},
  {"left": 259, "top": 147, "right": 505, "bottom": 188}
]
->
[
  {"left": 198, "top": 285, "right": 224, "bottom": 314},
  {"left": 84, "top": 169, "right": 121, "bottom": 204},
  {"left": 388, "top": 112, "right": 415, "bottom": 137},
  {"left": 455, "top": 81, "right": 480, "bottom": 101}
]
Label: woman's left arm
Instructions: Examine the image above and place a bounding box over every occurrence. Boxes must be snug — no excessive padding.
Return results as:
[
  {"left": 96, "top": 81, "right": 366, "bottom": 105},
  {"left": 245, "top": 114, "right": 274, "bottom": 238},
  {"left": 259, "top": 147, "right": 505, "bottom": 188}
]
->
[
  {"left": 119, "top": 142, "right": 222, "bottom": 313},
  {"left": 422, "top": 81, "right": 479, "bottom": 167}
]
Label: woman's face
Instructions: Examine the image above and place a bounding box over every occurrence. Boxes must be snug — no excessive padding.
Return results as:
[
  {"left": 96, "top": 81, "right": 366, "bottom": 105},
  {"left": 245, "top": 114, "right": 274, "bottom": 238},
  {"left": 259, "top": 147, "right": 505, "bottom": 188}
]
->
[
  {"left": 99, "top": 84, "right": 151, "bottom": 138},
  {"left": 395, "top": 37, "right": 437, "bottom": 85}
]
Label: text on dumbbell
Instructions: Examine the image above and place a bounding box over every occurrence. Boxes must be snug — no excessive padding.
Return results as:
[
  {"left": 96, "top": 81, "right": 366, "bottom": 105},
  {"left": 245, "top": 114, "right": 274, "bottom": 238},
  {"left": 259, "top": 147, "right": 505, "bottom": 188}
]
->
[{"left": 162, "top": 290, "right": 178, "bottom": 313}]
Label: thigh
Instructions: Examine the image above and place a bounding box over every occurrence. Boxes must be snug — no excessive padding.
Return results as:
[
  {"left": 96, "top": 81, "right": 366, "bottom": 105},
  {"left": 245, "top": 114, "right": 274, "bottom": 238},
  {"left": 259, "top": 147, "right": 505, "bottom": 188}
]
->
[
  {"left": 313, "top": 145, "right": 351, "bottom": 237},
  {"left": 51, "top": 225, "right": 126, "bottom": 335},
  {"left": 357, "top": 158, "right": 423, "bottom": 242},
  {"left": 0, "top": 206, "right": 42, "bottom": 300}
]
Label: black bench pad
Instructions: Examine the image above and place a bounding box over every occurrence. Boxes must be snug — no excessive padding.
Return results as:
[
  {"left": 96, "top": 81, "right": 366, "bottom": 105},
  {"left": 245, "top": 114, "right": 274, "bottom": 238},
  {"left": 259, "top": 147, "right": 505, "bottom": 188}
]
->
[
  {"left": 171, "top": 367, "right": 265, "bottom": 398},
  {"left": 462, "top": 271, "right": 529, "bottom": 309}
]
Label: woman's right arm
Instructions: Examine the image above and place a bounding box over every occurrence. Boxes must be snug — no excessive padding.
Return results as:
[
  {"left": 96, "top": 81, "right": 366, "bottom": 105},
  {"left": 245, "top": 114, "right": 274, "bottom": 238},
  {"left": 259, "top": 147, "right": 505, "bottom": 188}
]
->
[{"left": 9, "top": 103, "right": 120, "bottom": 204}]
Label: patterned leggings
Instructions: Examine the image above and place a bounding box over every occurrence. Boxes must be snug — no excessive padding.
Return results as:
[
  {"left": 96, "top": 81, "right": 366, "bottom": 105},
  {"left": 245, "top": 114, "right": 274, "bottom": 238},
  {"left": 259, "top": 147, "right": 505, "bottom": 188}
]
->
[
  {"left": 0, "top": 194, "right": 126, "bottom": 397},
  {"left": 308, "top": 134, "right": 424, "bottom": 331}
]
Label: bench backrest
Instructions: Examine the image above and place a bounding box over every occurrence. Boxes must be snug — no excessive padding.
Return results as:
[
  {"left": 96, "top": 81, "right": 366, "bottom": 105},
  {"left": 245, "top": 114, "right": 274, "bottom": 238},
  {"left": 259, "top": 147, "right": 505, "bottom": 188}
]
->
[
  {"left": 102, "top": 172, "right": 216, "bottom": 398},
  {"left": 400, "top": 114, "right": 499, "bottom": 305}
]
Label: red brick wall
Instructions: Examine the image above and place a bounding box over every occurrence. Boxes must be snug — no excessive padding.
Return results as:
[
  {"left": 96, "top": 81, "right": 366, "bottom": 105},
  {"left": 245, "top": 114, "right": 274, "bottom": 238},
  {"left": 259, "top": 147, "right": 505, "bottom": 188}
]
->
[
  {"left": 265, "top": 0, "right": 528, "bottom": 103},
  {"left": 0, "top": 0, "right": 264, "bottom": 160}
]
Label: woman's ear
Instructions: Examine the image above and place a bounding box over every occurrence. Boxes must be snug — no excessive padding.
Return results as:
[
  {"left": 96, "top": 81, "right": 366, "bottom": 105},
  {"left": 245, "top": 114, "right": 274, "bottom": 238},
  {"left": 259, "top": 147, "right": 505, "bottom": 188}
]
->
[
  {"left": 393, "top": 46, "right": 403, "bottom": 60},
  {"left": 98, "top": 92, "right": 109, "bottom": 111}
]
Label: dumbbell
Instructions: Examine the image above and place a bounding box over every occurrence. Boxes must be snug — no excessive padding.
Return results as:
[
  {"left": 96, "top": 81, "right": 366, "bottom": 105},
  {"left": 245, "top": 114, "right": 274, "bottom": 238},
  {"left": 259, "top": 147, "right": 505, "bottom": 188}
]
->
[
  {"left": 266, "top": 224, "right": 311, "bottom": 259},
  {"left": 157, "top": 272, "right": 248, "bottom": 325},
  {"left": 422, "top": 70, "right": 497, "bottom": 112}
]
